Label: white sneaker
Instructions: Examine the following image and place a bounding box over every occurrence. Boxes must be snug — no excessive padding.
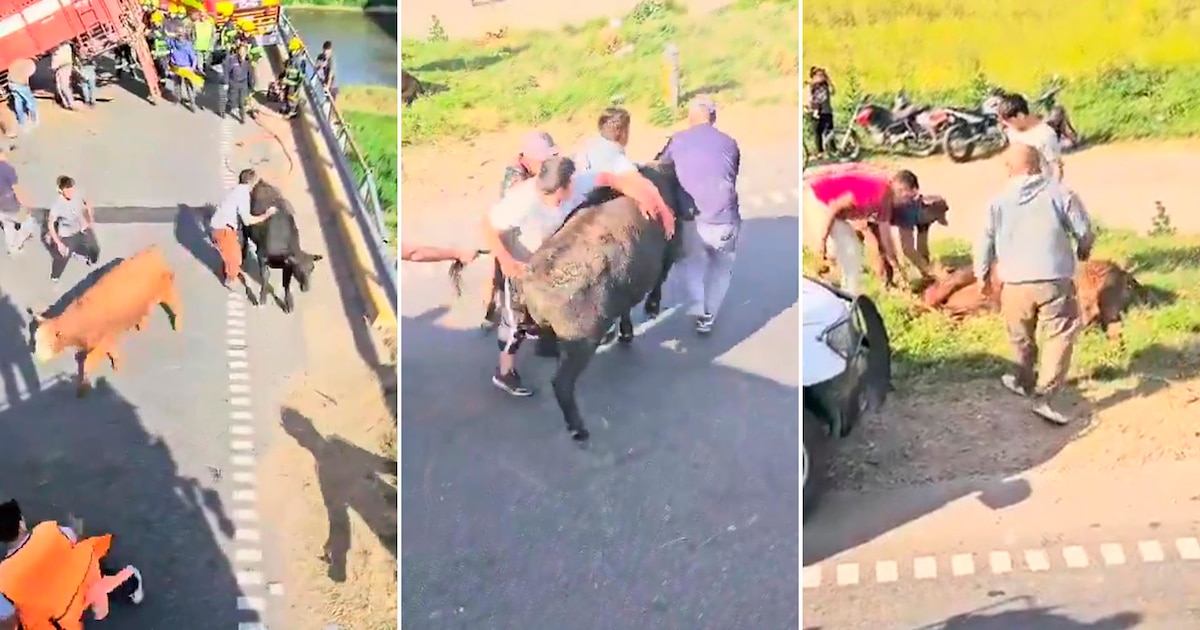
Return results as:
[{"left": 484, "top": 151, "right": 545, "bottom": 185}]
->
[
  {"left": 1000, "top": 374, "right": 1029, "bottom": 397},
  {"left": 1033, "top": 403, "right": 1070, "bottom": 426},
  {"left": 695, "top": 314, "right": 714, "bottom": 334},
  {"left": 127, "top": 566, "right": 144, "bottom": 604}
]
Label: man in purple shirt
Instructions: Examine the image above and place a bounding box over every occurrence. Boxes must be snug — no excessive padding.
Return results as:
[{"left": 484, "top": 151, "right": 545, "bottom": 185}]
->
[{"left": 658, "top": 96, "right": 741, "bottom": 333}]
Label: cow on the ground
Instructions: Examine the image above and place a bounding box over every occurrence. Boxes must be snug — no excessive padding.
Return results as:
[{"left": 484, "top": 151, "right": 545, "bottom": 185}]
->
[
  {"left": 31, "top": 246, "right": 181, "bottom": 395},
  {"left": 242, "top": 180, "right": 325, "bottom": 313},
  {"left": 922, "top": 259, "right": 1140, "bottom": 340}
]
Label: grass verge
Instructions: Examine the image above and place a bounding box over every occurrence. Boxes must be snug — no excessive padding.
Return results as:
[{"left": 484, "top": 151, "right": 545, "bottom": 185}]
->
[
  {"left": 401, "top": 0, "right": 798, "bottom": 146},
  {"left": 803, "top": 0, "right": 1200, "bottom": 142},
  {"left": 803, "top": 228, "right": 1200, "bottom": 389},
  {"left": 340, "top": 86, "right": 397, "bottom": 239}
]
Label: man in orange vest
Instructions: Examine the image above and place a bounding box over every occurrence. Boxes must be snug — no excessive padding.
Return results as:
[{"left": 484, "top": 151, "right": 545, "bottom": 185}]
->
[{"left": 0, "top": 499, "right": 144, "bottom": 629}]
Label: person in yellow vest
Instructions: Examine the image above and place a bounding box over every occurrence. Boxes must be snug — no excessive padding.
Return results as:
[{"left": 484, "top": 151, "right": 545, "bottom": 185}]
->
[
  {"left": 191, "top": 10, "right": 214, "bottom": 71},
  {"left": 0, "top": 499, "right": 144, "bottom": 629},
  {"left": 278, "top": 37, "right": 307, "bottom": 118}
]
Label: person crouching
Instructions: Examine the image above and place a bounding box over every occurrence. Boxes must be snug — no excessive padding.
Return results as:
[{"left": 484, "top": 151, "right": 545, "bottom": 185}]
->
[
  {"left": 0, "top": 499, "right": 144, "bottom": 630},
  {"left": 210, "top": 168, "right": 278, "bottom": 289}
]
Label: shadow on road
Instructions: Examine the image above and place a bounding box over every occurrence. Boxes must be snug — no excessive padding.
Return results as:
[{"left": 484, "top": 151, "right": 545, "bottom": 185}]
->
[
  {"left": 0, "top": 292, "right": 38, "bottom": 402},
  {"left": 279, "top": 405, "right": 397, "bottom": 583},
  {"left": 401, "top": 216, "right": 799, "bottom": 626},
  {"left": 921, "top": 607, "right": 1142, "bottom": 629},
  {"left": 0, "top": 293, "right": 253, "bottom": 627}
]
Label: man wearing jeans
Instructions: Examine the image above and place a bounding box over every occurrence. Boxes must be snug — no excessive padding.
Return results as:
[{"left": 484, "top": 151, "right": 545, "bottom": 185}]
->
[
  {"left": 975, "top": 144, "right": 1093, "bottom": 425},
  {"left": 659, "top": 96, "right": 741, "bottom": 333},
  {"left": 0, "top": 149, "right": 33, "bottom": 256}
]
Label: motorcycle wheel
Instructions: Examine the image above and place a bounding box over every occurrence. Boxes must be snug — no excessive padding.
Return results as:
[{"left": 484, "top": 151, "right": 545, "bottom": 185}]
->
[
  {"left": 942, "top": 123, "right": 977, "bottom": 163},
  {"left": 826, "top": 128, "right": 862, "bottom": 162},
  {"left": 904, "top": 130, "right": 939, "bottom": 158}
]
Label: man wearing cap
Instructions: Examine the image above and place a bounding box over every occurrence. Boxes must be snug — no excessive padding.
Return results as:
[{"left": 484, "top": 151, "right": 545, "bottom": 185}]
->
[
  {"left": 574, "top": 107, "right": 639, "bottom": 175},
  {"left": 859, "top": 169, "right": 943, "bottom": 284},
  {"left": 483, "top": 131, "right": 562, "bottom": 330},
  {"left": 657, "top": 95, "right": 741, "bottom": 333},
  {"left": 483, "top": 155, "right": 675, "bottom": 396}
]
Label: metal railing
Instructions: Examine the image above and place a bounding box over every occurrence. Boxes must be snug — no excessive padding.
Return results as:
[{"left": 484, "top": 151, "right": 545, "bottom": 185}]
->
[{"left": 275, "top": 10, "right": 398, "bottom": 315}]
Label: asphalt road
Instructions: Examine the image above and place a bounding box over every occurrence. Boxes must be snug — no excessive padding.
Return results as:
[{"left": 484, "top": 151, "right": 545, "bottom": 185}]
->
[
  {"left": 803, "top": 461, "right": 1200, "bottom": 629},
  {"left": 400, "top": 146, "right": 801, "bottom": 629},
  {"left": 0, "top": 74, "right": 305, "bottom": 628}
]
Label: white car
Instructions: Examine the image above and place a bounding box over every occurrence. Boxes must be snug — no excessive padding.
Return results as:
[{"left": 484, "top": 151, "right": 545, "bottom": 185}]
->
[{"left": 802, "top": 276, "right": 891, "bottom": 519}]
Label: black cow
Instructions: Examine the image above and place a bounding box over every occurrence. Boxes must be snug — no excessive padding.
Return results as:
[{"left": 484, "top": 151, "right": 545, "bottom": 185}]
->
[
  {"left": 452, "top": 161, "right": 683, "bottom": 441},
  {"left": 242, "top": 181, "right": 325, "bottom": 313}
]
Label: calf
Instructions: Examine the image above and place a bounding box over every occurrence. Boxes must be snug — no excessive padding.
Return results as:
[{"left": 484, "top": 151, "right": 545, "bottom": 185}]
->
[
  {"left": 32, "top": 246, "right": 181, "bottom": 396},
  {"left": 242, "top": 181, "right": 325, "bottom": 313},
  {"left": 922, "top": 260, "right": 1139, "bottom": 339}
]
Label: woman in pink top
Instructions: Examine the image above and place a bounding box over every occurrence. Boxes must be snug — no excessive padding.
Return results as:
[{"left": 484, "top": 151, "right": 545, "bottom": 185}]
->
[{"left": 803, "top": 163, "right": 910, "bottom": 293}]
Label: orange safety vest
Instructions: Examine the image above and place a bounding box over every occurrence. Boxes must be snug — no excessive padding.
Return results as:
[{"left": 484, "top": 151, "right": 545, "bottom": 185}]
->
[{"left": 0, "top": 522, "right": 111, "bottom": 630}]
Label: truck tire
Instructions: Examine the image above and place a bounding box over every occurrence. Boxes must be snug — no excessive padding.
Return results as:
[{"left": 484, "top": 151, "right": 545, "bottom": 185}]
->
[{"left": 802, "top": 407, "right": 831, "bottom": 522}]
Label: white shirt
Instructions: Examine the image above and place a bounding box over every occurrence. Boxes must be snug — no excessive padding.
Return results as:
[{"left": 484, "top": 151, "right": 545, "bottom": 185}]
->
[
  {"left": 573, "top": 136, "right": 638, "bottom": 174},
  {"left": 50, "top": 44, "right": 72, "bottom": 71},
  {"left": 488, "top": 171, "right": 602, "bottom": 262},
  {"left": 1007, "top": 122, "right": 1062, "bottom": 180},
  {"left": 210, "top": 184, "right": 254, "bottom": 230}
]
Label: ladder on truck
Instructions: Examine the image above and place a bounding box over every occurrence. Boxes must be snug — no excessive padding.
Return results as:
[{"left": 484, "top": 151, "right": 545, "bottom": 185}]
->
[{"left": 66, "top": 0, "right": 162, "bottom": 101}]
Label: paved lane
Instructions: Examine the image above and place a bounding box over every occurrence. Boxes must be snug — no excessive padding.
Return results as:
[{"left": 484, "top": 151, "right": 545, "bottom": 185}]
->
[
  {"left": 401, "top": 147, "right": 801, "bottom": 628},
  {"left": 0, "top": 80, "right": 306, "bottom": 628}
]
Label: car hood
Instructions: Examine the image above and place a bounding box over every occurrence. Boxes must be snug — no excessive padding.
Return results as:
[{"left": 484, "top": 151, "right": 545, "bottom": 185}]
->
[{"left": 803, "top": 277, "right": 851, "bottom": 387}]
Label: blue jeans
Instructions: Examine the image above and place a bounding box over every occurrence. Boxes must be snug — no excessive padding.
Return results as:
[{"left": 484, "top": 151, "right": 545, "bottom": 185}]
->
[
  {"left": 78, "top": 74, "right": 96, "bottom": 105},
  {"left": 9, "top": 84, "right": 36, "bottom": 126}
]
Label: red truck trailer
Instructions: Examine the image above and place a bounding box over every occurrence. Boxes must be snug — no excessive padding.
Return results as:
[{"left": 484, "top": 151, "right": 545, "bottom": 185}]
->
[{"left": 0, "top": 0, "right": 161, "bottom": 101}]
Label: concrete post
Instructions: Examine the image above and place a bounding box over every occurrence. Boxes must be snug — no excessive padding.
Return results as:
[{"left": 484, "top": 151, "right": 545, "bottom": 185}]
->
[{"left": 663, "top": 43, "right": 680, "bottom": 109}]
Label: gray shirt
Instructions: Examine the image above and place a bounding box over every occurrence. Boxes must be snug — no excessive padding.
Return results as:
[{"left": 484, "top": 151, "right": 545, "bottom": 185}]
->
[
  {"left": 573, "top": 136, "right": 638, "bottom": 175},
  {"left": 49, "top": 192, "right": 88, "bottom": 237},
  {"left": 974, "top": 175, "right": 1093, "bottom": 285}
]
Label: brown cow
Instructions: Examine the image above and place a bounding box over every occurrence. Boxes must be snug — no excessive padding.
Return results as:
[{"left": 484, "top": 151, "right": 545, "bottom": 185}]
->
[
  {"left": 921, "top": 259, "right": 1139, "bottom": 340},
  {"left": 32, "top": 246, "right": 182, "bottom": 395}
]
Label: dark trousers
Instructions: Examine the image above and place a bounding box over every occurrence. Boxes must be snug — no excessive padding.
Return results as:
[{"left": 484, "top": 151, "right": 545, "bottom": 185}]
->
[
  {"left": 221, "top": 83, "right": 250, "bottom": 121},
  {"left": 50, "top": 229, "right": 100, "bottom": 280},
  {"left": 813, "top": 112, "right": 834, "bottom": 153}
]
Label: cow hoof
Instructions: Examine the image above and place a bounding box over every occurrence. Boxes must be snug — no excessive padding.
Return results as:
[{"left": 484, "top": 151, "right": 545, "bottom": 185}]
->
[
  {"left": 76, "top": 383, "right": 91, "bottom": 398},
  {"left": 644, "top": 300, "right": 661, "bottom": 318},
  {"left": 570, "top": 427, "right": 590, "bottom": 442}
]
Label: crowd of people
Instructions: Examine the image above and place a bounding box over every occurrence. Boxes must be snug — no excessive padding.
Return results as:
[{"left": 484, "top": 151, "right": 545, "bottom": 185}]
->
[
  {"left": 401, "top": 96, "right": 744, "bottom": 398},
  {"left": 3, "top": 1, "right": 339, "bottom": 133},
  {"left": 803, "top": 90, "right": 1092, "bottom": 425}
]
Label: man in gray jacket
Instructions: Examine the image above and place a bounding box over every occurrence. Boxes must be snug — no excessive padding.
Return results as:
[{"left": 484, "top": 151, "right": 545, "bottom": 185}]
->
[{"left": 974, "top": 143, "right": 1094, "bottom": 425}]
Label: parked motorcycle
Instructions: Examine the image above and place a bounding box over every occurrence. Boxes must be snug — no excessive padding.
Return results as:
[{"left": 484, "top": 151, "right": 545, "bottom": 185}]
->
[
  {"left": 831, "top": 93, "right": 945, "bottom": 159},
  {"left": 1034, "top": 85, "right": 1080, "bottom": 148},
  {"left": 941, "top": 103, "right": 1008, "bottom": 163}
]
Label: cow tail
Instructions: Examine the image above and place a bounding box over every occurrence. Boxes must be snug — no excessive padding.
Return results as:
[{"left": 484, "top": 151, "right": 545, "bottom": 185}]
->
[{"left": 448, "top": 249, "right": 490, "bottom": 298}]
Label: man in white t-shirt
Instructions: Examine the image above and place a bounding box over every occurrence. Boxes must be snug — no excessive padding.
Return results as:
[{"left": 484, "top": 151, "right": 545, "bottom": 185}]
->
[
  {"left": 995, "top": 92, "right": 1064, "bottom": 182},
  {"left": 483, "top": 155, "right": 674, "bottom": 396}
]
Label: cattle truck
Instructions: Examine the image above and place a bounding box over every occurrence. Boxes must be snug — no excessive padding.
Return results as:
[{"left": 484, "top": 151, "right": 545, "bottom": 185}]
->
[{"left": 0, "top": 0, "right": 161, "bottom": 101}]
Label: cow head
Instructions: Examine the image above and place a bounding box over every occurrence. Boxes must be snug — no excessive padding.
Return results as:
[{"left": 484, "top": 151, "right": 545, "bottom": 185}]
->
[
  {"left": 30, "top": 312, "right": 64, "bottom": 363},
  {"left": 288, "top": 251, "right": 325, "bottom": 292}
]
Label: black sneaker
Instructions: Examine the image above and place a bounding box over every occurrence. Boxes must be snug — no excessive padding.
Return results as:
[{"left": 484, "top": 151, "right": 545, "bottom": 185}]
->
[
  {"left": 695, "top": 313, "right": 714, "bottom": 334},
  {"left": 492, "top": 369, "right": 532, "bottom": 397}
]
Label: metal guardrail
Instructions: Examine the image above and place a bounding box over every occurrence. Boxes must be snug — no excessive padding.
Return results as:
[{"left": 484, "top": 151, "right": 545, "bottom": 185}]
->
[{"left": 275, "top": 10, "right": 398, "bottom": 314}]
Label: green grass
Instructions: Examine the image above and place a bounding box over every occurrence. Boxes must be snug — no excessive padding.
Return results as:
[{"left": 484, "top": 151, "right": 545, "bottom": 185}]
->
[
  {"left": 804, "top": 0, "right": 1200, "bottom": 142},
  {"left": 340, "top": 86, "right": 397, "bottom": 239},
  {"left": 803, "top": 228, "right": 1200, "bottom": 388},
  {"left": 401, "top": 0, "right": 799, "bottom": 146}
]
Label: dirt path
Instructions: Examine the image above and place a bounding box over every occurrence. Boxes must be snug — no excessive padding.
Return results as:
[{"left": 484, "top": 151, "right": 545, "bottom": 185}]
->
[
  {"left": 883, "top": 140, "right": 1200, "bottom": 243},
  {"left": 400, "top": 102, "right": 799, "bottom": 240},
  {"left": 401, "top": 0, "right": 733, "bottom": 39}
]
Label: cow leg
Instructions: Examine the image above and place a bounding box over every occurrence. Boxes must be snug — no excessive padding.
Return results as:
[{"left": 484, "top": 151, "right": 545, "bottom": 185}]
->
[
  {"left": 160, "top": 277, "right": 183, "bottom": 331},
  {"left": 78, "top": 344, "right": 110, "bottom": 397},
  {"left": 107, "top": 346, "right": 122, "bottom": 371},
  {"left": 281, "top": 265, "right": 295, "bottom": 314},
  {"left": 645, "top": 249, "right": 676, "bottom": 318},
  {"left": 257, "top": 256, "right": 271, "bottom": 307},
  {"left": 552, "top": 338, "right": 598, "bottom": 442},
  {"left": 618, "top": 313, "right": 635, "bottom": 344}
]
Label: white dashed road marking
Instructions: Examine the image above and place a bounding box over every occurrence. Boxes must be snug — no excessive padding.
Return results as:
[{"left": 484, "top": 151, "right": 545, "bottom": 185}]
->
[
  {"left": 223, "top": 117, "right": 272, "bottom": 627},
  {"left": 805, "top": 537, "right": 1200, "bottom": 590}
]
